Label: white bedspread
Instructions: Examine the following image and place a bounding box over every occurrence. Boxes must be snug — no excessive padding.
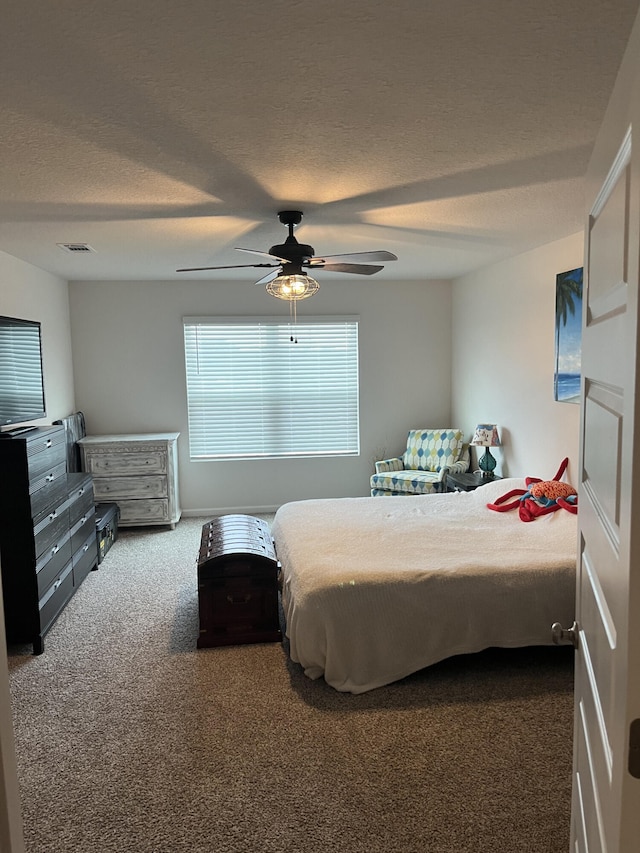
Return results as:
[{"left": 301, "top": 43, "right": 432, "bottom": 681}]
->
[{"left": 272, "top": 478, "right": 577, "bottom": 693}]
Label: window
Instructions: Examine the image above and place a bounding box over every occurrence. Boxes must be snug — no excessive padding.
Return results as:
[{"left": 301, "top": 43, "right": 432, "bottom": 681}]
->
[{"left": 183, "top": 316, "right": 359, "bottom": 460}]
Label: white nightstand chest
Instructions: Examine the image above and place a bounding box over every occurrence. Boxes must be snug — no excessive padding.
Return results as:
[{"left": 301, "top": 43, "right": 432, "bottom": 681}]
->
[{"left": 78, "top": 432, "right": 181, "bottom": 529}]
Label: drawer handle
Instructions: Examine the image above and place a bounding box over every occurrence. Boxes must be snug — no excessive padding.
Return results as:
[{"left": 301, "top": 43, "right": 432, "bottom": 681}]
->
[
  {"left": 82, "top": 543, "right": 89, "bottom": 553},
  {"left": 52, "top": 577, "right": 63, "bottom": 592},
  {"left": 46, "top": 473, "right": 55, "bottom": 483},
  {"left": 45, "top": 440, "right": 52, "bottom": 448},
  {"left": 51, "top": 544, "right": 59, "bottom": 556},
  {"left": 226, "top": 594, "right": 252, "bottom": 604},
  {"left": 48, "top": 511, "right": 57, "bottom": 521}
]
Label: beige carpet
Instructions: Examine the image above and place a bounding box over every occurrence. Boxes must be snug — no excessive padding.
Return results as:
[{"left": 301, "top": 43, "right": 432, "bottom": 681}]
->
[{"left": 8, "top": 515, "right": 574, "bottom": 853}]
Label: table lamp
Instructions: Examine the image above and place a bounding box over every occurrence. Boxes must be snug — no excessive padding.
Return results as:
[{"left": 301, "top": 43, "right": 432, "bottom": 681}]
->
[{"left": 471, "top": 424, "right": 501, "bottom": 479}]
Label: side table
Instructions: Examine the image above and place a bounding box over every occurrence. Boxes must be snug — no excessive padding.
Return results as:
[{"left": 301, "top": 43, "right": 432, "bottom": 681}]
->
[{"left": 445, "top": 472, "right": 502, "bottom": 492}]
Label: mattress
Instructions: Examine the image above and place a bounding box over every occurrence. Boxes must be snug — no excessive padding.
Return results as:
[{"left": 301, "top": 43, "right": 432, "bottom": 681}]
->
[{"left": 272, "top": 478, "right": 577, "bottom": 693}]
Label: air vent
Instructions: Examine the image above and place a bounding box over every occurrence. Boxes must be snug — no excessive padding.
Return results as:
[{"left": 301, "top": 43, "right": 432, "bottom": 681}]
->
[{"left": 56, "top": 243, "right": 96, "bottom": 253}]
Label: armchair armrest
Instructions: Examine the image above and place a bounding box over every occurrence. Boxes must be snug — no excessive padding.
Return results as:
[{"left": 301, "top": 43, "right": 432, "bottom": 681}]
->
[
  {"left": 445, "top": 444, "right": 471, "bottom": 476},
  {"left": 446, "top": 458, "right": 470, "bottom": 475},
  {"left": 374, "top": 457, "right": 404, "bottom": 474}
]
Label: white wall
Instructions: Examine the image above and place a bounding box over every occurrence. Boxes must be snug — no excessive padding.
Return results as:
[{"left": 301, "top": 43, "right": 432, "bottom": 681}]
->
[
  {"left": 0, "top": 234, "right": 585, "bottom": 506},
  {"left": 451, "top": 232, "right": 583, "bottom": 483},
  {"left": 0, "top": 251, "right": 75, "bottom": 425},
  {"left": 68, "top": 277, "right": 453, "bottom": 513}
]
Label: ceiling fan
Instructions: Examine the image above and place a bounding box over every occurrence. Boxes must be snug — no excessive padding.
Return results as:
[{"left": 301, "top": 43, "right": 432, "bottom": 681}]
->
[{"left": 176, "top": 210, "right": 398, "bottom": 295}]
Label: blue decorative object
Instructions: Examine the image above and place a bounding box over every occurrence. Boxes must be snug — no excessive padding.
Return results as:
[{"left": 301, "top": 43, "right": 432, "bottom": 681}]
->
[{"left": 478, "top": 446, "right": 497, "bottom": 477}]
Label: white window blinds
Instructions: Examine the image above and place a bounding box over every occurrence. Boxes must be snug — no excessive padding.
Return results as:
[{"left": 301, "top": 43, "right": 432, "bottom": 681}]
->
[{"left": 183, "top": 317, "right": 360, "bottom": 459}]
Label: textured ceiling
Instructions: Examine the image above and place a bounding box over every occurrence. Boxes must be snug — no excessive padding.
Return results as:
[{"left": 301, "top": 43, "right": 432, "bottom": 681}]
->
[{"left": 0, "top": 0, "right": 638, "bottom": 282}]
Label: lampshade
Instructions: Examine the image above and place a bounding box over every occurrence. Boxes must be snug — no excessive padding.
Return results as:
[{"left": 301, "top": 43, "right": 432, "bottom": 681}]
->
[
  {"left": 470, "top": 424, "right": 501, "bottom": 447},
  {"left": 266, "top": 273, "right": 320, "bottom": 301}
]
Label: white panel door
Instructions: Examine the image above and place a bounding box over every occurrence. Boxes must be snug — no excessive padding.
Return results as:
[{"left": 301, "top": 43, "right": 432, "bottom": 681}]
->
[{"left": 570, "top": 12, "right": 640, "bottom": 851}]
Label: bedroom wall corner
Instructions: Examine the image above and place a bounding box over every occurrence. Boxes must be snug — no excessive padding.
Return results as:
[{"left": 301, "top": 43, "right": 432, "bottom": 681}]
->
[
  {"left": 450, "top": 233, "right": 583, "bottom": 484},
  {"left": 0, "top": 250, "right": 75, "bottom": 424}
]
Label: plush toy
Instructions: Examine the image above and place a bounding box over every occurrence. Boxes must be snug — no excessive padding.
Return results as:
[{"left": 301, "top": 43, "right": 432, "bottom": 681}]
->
[{"left": 487, "top": 457, "right": 578, "bottom": 522}]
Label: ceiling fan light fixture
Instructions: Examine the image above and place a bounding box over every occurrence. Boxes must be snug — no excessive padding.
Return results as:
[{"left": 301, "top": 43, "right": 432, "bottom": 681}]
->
[{"left": 266, "top": 273, "right": 320, "bottom": 301}]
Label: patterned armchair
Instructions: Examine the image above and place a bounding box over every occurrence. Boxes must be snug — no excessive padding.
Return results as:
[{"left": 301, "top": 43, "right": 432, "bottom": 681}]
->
[{"left": 370, "top": 428, "right": 469, "bottom": 496}]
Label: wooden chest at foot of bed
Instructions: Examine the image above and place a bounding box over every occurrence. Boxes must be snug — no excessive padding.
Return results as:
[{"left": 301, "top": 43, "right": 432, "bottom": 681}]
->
[{"left": 197, "top": 514, "right": 281, "bottom": 648}]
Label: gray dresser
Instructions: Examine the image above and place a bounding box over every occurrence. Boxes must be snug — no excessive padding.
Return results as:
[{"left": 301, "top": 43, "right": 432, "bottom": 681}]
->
[{"left": 78, "top": 432, "right": 181, "bottom": 529}]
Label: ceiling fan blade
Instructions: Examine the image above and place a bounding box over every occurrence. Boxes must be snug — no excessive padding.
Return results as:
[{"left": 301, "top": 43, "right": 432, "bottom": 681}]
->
[
  {"left": 177, "top": 213, "right": 398, "bottom": 276},
  {"left": 176, "top": 262, "right": 278, "bottom": 272},
  {"left": 235, "top": 247, "right": 291, "bottom": 263},
  {"left": 254, "top": 269, "right": 280, "bottom": 286},
  {"left": 315, "top": 263, "right": 384, "bottom": 275},
  {"left": 308, "top": 250, "right": 397, "bottom": 265}
]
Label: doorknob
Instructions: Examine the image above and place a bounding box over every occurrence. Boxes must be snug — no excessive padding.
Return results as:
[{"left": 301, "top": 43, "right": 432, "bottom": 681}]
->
[{"left": 551, "top": 621, "right": 580, "bottom": 649}]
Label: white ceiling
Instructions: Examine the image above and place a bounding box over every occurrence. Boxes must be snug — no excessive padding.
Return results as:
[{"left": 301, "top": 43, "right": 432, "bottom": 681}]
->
[{"left": 1, "top": 0, "right": 638, "bottom": 283}]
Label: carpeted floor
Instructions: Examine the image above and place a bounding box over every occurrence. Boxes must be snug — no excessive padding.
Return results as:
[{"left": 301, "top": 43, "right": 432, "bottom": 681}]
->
[{"left": 8, "top": 515, "right": 574, "bottom": 853}]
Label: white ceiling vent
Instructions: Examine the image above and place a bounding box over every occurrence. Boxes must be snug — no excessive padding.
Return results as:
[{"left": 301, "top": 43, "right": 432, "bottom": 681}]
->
[{"left": 56, "top": 243, "right": 96, "bottom": 253}]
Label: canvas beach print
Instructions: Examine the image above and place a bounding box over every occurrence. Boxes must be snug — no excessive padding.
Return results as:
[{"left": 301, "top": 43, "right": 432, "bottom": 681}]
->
[{"left": 554, "top": 267, "right": 583, "bottom": 403}]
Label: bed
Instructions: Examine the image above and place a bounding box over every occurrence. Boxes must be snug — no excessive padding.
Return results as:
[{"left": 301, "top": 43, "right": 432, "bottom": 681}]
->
[{"left": 271, "top": 477, "right": 577, "bottom": 693}]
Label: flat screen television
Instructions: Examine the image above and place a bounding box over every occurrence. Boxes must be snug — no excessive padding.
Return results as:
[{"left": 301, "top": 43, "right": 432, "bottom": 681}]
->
[{"left": 0, "top": 315, "right": 46, "bottom": 429}]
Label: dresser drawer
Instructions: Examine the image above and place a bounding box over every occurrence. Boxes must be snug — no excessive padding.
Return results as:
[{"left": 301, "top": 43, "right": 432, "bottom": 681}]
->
[
  {"left": 67, "top": 473, "right": 95, "bottom": 526},
  {"left": 36, "top": 536, "right": 73, "bottom": 598},
  {"left": 118, "top": 498, "right": 170, "bottom": 524},
  {"left": 34, "top": 505, "right": 71, "bottom": 560},
  {"left": 26, "top": 433, "right": 67, "bottom": 483},
  {"left": 0, "top": 426, "right": 68, "bottom": 488},
  {"left": 38, "top": 561, "right": 74, "bottom": 634},
  {"left": 70, "top": 506, "right": 96, "bottom": 555},
  {"left": 72, "top": 530, "right": 98, "bottom": 585},
  {"left": 69, "top": 489, "right": 95, "bottom": 528},
  {"left": 30, "top": 463, "right": 68, "bottom": 522},
  {"left": 23, "top": 426, "right": 66, "bottom": 459},
  {"left": 92, "top": 475, "right": 167, "bottom": 501},
  {"left": 84, "top": 450, "right": 167, "bottom": 476}
]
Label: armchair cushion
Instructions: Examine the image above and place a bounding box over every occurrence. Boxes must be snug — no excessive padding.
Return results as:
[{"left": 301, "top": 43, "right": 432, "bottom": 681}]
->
[
  {"left": 402, "top": 429, "right": 465, "bottom": 472},
  {"left": 371, "top": 469, "right": 443, "bottom": 496}
]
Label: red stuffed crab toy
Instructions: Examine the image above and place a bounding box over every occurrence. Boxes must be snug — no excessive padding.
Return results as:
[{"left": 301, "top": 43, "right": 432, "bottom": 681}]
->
[{"left": 487, "top": 457, "right": 578, "bottom": 522}]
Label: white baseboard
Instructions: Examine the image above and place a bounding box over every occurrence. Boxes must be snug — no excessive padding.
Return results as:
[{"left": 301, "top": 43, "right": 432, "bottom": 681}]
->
[{"left": 181, "top": 505, "right": 280, "bottom": 518}]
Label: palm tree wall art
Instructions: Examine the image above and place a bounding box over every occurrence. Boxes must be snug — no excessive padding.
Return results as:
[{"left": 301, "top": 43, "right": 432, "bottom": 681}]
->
[{"left": 554, "top": 267, "right": 583, "bottom": 403}]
